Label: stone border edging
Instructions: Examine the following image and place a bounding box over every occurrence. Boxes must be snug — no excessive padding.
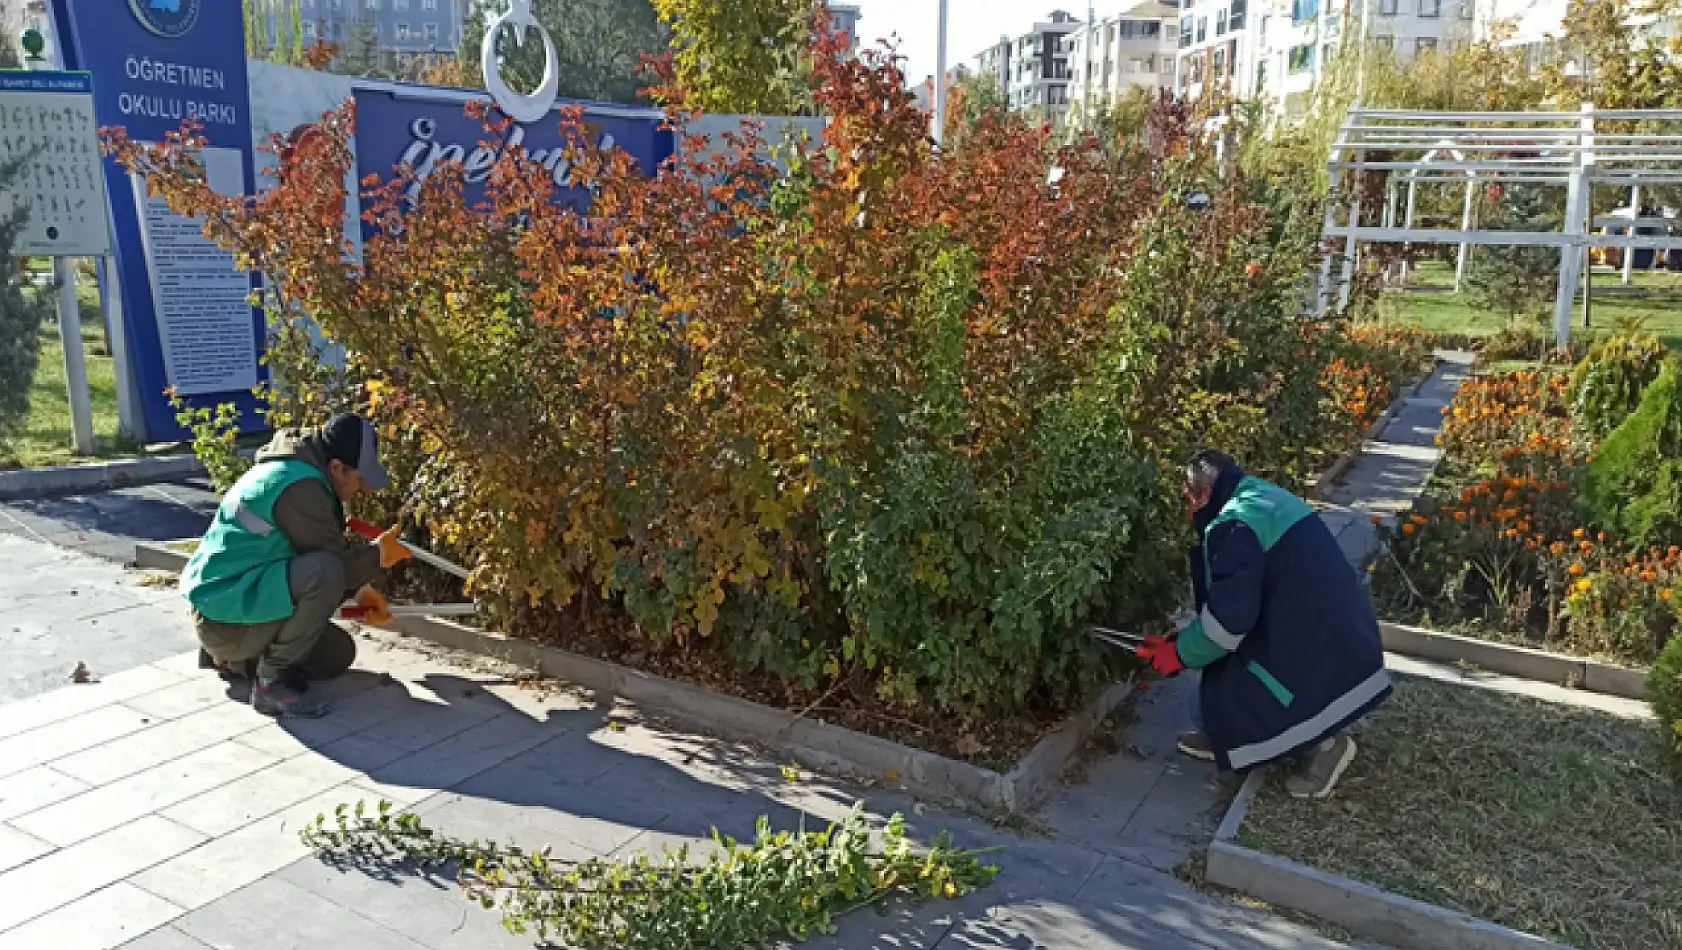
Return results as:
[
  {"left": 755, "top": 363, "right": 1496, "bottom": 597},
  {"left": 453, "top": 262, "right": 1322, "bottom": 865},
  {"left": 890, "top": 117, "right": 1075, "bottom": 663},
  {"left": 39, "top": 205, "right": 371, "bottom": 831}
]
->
[
  {"left": 0, "top": 454, "right": 205, "bottom": 501},
  {"left": 1381, "top": 621, "right": 1649, "bottom": 700},
  {"left": 1206, "top": 772, "right": 1573, "bottom": 950},
  {"left": 389, "top": 613, "right": 1134, "bottom": 814},
  {"left": 1311, "top": 360, "right": 1439, "bottom": 502},
  {"left": 132, "top": 540, "right": 1131, "bottom": 813},
  {"left": 134, "top": 541, "right": 191, "bottom": 572}
]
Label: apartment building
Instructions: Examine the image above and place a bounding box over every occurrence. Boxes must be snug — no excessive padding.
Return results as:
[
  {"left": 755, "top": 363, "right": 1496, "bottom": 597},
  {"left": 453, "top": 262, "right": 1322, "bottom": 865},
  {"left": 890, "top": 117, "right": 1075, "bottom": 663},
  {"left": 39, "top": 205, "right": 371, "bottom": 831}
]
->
[
  {"left": 1066, "top": 0, "right": 1180, "bottom": 122},
  {"left": 1174, "top": 0, "right": 1259, "bottom": 102},
  {"left": 971, "top": 10, "right": 1084, "bottom": 126},
  {"left": 828, "top": 2, "right": 863, "bottom": 51},
  {"left": 289, "top": 0, "right": 463, "bottom": 71}
]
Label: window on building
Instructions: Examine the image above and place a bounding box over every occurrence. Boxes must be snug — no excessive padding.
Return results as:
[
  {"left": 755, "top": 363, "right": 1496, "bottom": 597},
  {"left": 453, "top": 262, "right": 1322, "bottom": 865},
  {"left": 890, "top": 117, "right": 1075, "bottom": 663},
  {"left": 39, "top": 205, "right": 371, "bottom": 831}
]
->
[
  {"left": 395, "top": 21, "right": 410, "bottom": 38},
  {"left": 365, "top": 0, "right": 377, "bottom": 9},
  {"left": 1255, "top": 60, "right": 1267, "bottom": 92},
  {"left": 423, "top": 21, "right": 438, "bottom": 39},
  {"left": 393, "top": 0, "right": 407, "bottom": 8},
  {"left": 1230, "top": 0, "right": 1247, "bottom": 29},
  {"left": 1213, "top": 47, "right": 1226, "bottom": 77},
  {"left": 1292, "top": 0, "right": 1317, "bottom": 23},
  {"left": 1459, "top": 0, "right": 1473, "bottom": 16},
  {"left": 1216, "top": 9, "right": 1227, "bottom": 34},
  {"left": 422, "top": 0, "right": 437, "bottom": 8},
  {"left": 1288, "top": 43, "right": 1312, "bottom": 72},
  {"left": 1196, "top": 16, "right": 1206, "bottom": 41},
  {"left": 1145, "top": 21, "right": 1161, "bottom": 36},
  {"left": 1416, "top": 36, "right": 1438, "bottom": 54},
  {"left": 1418, "top": 0, "right": 1439, "bottom": 15},
  {"left": 1180, "top": 16, "right": 1193, "bottom": 47},
  {"left": 1374, "top": 34, "right": 1393, "bottom": 52},
  {"left": 1378, "top": 0, "right": 1396, "bottom": 12},
  {"left": 1189, "top": 56, "right": 1204, "bottom": 83},
  {"left": 330, "top": 0, "right": 342, "bottom": 8},
  {"left": 302, "top": 19, "right": 316, "bottom": 35}
]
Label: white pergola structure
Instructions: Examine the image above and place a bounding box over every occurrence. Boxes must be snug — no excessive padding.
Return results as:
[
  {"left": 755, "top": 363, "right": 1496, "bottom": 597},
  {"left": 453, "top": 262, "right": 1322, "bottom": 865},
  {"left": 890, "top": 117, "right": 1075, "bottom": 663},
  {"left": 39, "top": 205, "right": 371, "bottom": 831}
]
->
[{"left": 1320, "top": 105, "right": 1682, "bottom": 348}]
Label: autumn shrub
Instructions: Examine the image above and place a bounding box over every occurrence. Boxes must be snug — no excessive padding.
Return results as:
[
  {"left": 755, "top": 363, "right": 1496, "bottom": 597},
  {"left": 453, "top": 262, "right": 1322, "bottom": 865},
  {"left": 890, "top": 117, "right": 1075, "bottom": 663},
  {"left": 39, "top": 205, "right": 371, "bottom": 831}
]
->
[
  {"left": 1569, "top": 332, "right": 1667, "bottom": 439},
  {"left": 106, "top": 39, "right": 1395, "bottom": 725},
  {"left": 1651, "top": 634, "right": 1682, "bottom": 775},
  {"left": 1586, "top": 356, "right": 1682, "bottom": 549}
]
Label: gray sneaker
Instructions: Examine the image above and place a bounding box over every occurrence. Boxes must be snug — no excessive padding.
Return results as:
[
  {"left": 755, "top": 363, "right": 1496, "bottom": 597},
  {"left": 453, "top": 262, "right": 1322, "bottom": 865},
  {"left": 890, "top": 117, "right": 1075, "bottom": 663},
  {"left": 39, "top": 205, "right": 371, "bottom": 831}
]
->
[
  {"left": 251, "top": 677, "right": 331, "bottom": 719},
  {"left": 1286, "top": 734, "right": 1358, "bottom": 799},
  {"left": 1176, "top": 731, "right": 1216, "bottom": 762}
]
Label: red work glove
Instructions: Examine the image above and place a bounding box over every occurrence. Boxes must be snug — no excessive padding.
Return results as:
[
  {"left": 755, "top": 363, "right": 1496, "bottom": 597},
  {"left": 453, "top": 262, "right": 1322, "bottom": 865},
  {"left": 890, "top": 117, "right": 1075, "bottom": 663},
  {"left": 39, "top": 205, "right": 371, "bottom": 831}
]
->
[
  {"left": 354, "top": 586, "right": 394, "bottom": 627},
  {"left": 1136, "top": 634, "right": 1185, "bottom": 677}
]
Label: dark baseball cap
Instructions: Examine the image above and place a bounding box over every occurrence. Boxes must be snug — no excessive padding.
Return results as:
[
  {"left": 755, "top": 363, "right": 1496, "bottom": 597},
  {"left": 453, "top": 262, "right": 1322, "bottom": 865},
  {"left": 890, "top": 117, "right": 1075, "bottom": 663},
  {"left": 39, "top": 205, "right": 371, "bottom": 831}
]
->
[{"left": 320, "top": 413, "right": 392, "bottom": 491}]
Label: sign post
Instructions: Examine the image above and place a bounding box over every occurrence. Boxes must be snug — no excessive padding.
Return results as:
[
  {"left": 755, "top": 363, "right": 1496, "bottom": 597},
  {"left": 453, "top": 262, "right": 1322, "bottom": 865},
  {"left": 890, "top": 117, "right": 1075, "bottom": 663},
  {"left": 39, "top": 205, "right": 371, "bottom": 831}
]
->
[{"left": 0, "top": 70, "right": 112, "bottom": 455}]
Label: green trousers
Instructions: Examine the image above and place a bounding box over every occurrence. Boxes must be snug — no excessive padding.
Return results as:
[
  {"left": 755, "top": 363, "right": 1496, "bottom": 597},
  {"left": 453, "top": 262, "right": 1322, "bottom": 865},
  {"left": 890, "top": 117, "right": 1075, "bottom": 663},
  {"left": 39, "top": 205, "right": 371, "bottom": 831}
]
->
[{"left": 193, "top": 551, "right": 357, "bottom": 682}]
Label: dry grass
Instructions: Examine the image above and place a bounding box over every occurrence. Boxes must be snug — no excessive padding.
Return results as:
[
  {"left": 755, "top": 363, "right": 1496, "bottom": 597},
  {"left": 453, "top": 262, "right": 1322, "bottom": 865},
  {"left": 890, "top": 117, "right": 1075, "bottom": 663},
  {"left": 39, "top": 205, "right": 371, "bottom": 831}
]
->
[{"left": 1238, "top": 677, "right": 1682, "bottom": 950}]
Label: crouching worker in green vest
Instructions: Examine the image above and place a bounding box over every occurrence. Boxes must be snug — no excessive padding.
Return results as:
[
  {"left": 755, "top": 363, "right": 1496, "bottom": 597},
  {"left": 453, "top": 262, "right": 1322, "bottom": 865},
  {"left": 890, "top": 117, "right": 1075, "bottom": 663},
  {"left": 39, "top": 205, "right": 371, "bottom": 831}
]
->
[{"left": 181, "top": 413, "right": 412, "bottom": 719}]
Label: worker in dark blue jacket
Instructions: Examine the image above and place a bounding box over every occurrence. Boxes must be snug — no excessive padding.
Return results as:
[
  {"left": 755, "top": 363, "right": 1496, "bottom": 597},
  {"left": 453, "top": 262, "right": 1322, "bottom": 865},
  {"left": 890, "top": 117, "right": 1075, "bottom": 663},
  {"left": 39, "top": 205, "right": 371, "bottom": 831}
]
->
[{"left": 1135, "top": 450, "right": 1391, "bottom": 799}]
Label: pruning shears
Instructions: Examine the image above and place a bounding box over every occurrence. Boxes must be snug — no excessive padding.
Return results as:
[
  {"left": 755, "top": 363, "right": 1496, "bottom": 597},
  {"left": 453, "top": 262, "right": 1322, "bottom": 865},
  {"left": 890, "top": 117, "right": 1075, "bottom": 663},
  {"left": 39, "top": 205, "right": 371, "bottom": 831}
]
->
[
  {"left": 347, "top": 517, "right": 471, "bottom": 580},
  {"left": 338, "top": 602, "right": 478, "bottom": 620},
  {"left": 1089, "top": 626, "right": 1148, "bottom": 654}
]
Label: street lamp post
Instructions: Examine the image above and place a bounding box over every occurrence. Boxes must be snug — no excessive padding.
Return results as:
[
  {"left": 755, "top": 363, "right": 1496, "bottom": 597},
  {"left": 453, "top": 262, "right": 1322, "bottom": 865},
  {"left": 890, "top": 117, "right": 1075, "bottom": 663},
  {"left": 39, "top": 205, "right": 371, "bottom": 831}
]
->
[{"left": 933, "top": 0, "right": 949, "bottom": 147}]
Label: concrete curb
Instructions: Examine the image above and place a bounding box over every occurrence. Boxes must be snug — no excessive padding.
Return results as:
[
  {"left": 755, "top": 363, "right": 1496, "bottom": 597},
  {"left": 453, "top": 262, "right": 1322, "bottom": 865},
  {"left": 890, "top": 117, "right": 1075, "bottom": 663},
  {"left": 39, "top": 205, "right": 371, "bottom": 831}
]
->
[
  {"left": 1311, "top": 361, "right": 1438, "bottom": 503},
  {"left": 1206, "top": 772, "right": 1573, "bottom": 950},
  {"left": 134, "top": 541, "right": 192, "bottom": 572},
  {"left": 386, "top": 612, "right": 1132, "bottom": 813},
  {"left": 0, "top": 454, "right": 205, "bottom": 501},
  {"left": 1381, "top": 621, "right": 1649, "bottom": 701}
]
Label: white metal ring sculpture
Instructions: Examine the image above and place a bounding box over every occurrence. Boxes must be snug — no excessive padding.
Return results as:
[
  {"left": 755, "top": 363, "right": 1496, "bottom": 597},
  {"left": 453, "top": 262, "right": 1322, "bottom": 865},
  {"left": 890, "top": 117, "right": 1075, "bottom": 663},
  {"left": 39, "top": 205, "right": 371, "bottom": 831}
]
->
[{"left": 480, "top": 0, "right": 560, "bottom": 124}]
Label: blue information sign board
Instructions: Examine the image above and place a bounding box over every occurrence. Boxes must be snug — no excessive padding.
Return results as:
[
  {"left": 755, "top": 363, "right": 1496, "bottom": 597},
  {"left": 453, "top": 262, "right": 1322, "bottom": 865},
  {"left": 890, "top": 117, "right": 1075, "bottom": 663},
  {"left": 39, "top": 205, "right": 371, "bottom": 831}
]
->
[{"left": 49, "top": 0, "right": 265, "bottom": 442}]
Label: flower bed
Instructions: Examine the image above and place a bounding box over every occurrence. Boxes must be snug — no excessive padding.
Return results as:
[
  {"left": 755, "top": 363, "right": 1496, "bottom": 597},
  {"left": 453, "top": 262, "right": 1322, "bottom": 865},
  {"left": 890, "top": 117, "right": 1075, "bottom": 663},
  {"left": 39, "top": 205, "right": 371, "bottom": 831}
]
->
[
  {"left": 1236, "top": 677, "right": 1682, "bottom": 950},
  {"left": 1371, "top": 361, "right": 1681, "bottom": 668}
]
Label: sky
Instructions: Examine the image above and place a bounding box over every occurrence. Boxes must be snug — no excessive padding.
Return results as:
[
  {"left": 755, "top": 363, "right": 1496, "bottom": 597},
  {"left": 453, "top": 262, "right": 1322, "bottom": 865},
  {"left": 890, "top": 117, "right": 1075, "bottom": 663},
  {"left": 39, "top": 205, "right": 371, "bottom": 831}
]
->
[{"left": 847, "top": 0, "right": 1155, "bottom": 85}]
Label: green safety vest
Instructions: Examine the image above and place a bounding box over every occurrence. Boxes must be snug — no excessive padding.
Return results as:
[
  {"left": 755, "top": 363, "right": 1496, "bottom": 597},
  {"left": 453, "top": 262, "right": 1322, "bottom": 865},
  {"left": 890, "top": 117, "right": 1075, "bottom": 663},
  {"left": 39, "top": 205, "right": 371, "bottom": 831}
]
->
[
  {"left": 1203, "top": 476, "right": 1315, "bottom": 574},
  {"left": 181, "top": 460, "right": 338, "bottom": 625}
]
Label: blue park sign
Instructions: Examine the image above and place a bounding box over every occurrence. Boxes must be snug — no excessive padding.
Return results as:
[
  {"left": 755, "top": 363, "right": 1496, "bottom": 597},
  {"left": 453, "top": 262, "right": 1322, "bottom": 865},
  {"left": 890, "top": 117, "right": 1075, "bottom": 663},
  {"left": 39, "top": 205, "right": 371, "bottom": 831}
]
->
[
  {"left": 47, "top": 0, "right": 676, "bottom": 443},
  {"left": 50, "top": 0, "right": 265, "bottom": 443}
]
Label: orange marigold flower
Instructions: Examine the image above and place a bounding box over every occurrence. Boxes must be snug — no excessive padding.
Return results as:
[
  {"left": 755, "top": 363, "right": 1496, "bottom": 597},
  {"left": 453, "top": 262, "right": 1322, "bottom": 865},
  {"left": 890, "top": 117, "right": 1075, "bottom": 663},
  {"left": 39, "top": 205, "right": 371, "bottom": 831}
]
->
[
  {"left": 1569, "top": 563, "right": 1586, "bottom": 576},
  {"left": 1576, "top": 578, "right": 1593, "bottom": 593},
  {"left": 1455, "top": 511, "right": 1469, "bottom": 523},
  {"left": 1573, "top": 528, "right": 1586, "bottom": 539},
  {"left": 1642, "top": 570, "right": 1658, "bottom": 582},
  {"left": 1402, "top": 524, "right": 1416, "bottom": 536},
  {"left": 1664, "top": 589, "right": 1674, "bottom": 602}
]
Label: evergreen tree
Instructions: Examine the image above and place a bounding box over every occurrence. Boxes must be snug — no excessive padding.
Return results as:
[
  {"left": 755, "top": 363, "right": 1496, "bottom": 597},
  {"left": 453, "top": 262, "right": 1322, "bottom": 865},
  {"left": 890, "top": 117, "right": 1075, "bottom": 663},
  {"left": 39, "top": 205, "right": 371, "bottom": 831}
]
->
[
  {"left": 459, "top": 0, "right": 666, "bottom": 106},
  {"left": 1463, "top": 184, "right": 1562, "bottom": 325},
  {"left": 0, "top": 156, "right": 50, "bottom": 445}
]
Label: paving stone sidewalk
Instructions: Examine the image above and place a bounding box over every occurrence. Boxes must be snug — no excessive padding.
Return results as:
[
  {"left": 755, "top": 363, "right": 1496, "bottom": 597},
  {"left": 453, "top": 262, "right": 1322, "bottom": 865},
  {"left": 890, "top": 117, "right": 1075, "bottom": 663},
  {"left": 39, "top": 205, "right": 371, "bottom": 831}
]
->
[
  {"left": 0, "top": 528, "right": 1375, "bottom": 950},
  {"left": 0, "top": 360, "right": 1482, "bottom": 950},
  {"left": 1316, "top": 352, "right": 1474, "bottom": 569}
]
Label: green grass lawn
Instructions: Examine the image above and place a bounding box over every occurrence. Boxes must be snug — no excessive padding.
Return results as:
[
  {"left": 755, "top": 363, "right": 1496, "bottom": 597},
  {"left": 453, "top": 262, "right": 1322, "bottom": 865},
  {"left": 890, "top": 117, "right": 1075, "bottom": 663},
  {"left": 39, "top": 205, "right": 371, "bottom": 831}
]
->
[
  {"left": 1388, "top": 260, "right": 1682, "bottom": 349},
  {"left": 1, "top": 323, "right": 132, "bottom": 469}
]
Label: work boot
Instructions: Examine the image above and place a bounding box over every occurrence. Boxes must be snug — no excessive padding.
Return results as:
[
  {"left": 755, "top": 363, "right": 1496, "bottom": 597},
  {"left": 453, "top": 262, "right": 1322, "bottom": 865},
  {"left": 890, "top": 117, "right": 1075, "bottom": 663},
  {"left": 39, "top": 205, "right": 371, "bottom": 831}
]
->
[
  {"left": 1176, "top": 730, "right": 1216, "bottom": 762},
  {"left": 251, "top": 672, "right": 331, "bottom": 719},
  {"left": 1285, "top": 734, "right": 1358, "bottom": 799}
]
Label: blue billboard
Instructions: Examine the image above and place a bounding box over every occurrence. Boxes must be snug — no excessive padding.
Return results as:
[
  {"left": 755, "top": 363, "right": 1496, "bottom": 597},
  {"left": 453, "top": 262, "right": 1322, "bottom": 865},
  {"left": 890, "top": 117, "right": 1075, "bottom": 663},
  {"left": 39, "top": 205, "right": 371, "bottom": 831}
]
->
[
  {"left": 50, "top": 0, "right": 266, "bottom": 443},
  {"left": 350, "top": 81, "right": 676, "bottom": 226}
]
